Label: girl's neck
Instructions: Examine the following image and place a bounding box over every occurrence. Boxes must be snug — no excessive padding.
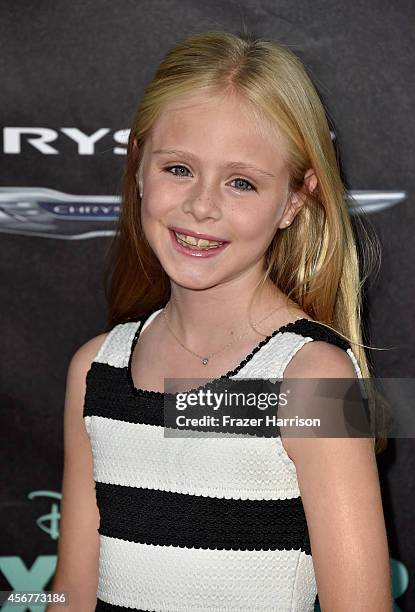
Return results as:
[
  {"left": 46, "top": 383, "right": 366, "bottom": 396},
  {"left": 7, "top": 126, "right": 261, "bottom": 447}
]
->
[{"left": 165, "top": 283, "right": 299, "bottom": 348}]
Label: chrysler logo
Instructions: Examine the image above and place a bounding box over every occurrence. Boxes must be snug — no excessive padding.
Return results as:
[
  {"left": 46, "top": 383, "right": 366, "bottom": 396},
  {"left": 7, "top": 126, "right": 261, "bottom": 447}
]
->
[{"left": 0, "top": 187, "right": 406, "bottom": 239}]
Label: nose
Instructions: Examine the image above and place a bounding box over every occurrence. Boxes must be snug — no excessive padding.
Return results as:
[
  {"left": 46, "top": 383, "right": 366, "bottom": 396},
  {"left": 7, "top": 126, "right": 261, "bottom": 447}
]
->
[{"left": 182, "top": 185, "right": 221, "bottom": 220}]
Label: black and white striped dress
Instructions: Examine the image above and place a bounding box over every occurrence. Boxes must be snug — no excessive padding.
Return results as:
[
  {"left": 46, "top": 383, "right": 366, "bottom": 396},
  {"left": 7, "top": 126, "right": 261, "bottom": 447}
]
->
[{"left": 83, "top": 305, "right": 363, "bottom": 611}]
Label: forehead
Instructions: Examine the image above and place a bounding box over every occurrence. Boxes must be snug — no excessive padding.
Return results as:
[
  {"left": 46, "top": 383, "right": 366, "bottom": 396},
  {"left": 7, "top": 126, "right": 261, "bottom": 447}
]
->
[{"left": 147, "top": 91, "right": 289, "bottom": 167}]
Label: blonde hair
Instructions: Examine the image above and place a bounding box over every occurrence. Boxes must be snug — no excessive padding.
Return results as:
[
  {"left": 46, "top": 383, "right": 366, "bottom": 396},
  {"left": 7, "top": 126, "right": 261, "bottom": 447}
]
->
[{"left": 105, "top": 30, "right": 390, "bottom": 454}]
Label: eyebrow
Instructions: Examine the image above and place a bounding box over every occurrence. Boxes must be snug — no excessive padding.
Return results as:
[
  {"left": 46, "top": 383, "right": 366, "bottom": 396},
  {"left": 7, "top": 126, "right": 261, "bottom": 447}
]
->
[{"left": 152, "top": 148, "right": 276, "bottom": 179}]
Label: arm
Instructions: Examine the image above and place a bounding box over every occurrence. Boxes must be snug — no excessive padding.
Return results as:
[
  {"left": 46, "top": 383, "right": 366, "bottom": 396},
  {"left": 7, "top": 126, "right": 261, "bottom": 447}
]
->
[
  {"left": 47, "top": 333, "right": 108, "bottom": 612},
  {"left": 281, "top": 341, "right": 393, "bottom": 612}
]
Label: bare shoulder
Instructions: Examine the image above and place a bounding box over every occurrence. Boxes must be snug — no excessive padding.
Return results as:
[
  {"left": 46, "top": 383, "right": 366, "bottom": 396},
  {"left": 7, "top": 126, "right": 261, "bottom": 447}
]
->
[
  {"left": 64, "top": 332, "right": 110, "bottom": 418},
  {"left": 69, "top": 331, "right": 109, "bottom": 372},
  {"left": 281, "top": 331, "right": 361, "bottom": 462}
]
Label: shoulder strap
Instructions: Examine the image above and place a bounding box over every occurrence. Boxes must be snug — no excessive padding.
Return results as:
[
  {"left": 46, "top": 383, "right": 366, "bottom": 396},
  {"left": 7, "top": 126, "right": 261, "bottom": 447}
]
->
[
  {"left": 93, "top": 320, "right": 141, "bottom": 369},
  {"left": 92, "top": 305, "right": 164, "bottom": 369},
  {"left": 237, "top": 319, "right": 363, "bottom": 381},
  {"left": 279, "top": 319, "right": 364, "bottom": 379}
]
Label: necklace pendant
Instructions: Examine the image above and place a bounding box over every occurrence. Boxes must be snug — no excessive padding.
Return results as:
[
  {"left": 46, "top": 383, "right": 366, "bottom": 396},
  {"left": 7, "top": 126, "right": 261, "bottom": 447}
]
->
[{"left": 202, "top": 358, "right": 209, "bottom": 365}]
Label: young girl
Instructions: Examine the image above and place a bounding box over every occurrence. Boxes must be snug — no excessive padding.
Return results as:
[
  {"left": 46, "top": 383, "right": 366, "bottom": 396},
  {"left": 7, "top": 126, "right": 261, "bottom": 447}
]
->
[{"left": 50, "top": 31, "right": 392, "bottom": 612}]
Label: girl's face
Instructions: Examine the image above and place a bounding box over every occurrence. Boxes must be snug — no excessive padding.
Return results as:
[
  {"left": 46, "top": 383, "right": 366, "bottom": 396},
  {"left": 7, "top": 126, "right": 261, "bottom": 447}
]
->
[{"left": 138, "top": 91, "right": 295, "bottom": 291}]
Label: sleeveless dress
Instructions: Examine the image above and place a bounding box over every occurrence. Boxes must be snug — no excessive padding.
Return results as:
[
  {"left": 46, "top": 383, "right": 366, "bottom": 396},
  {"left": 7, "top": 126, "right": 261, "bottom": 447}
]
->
[{"left": 83, "top": 305, "right": 363, "bottom": 612}]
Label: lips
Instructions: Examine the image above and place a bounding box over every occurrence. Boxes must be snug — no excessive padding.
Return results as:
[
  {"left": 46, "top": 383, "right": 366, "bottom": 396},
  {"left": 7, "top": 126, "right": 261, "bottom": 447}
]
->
[
  {"left": 168, "top": 228, "right": 230, "bottom": 258},
  {"left": 168, "top": 225, "right": 229, "bottom": 243}
]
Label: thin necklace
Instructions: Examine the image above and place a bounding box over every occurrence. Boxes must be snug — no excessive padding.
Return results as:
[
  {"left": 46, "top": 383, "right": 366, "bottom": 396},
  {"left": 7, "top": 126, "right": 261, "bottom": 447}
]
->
[{"left": 162, "top": 298, "right": 285, "bottom": 365}]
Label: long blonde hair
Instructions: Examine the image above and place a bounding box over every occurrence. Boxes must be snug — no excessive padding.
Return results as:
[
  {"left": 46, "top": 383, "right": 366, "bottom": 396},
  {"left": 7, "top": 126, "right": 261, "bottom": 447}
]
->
[{"left": 104, "top": 30, "right": 390, "bottom": 454}]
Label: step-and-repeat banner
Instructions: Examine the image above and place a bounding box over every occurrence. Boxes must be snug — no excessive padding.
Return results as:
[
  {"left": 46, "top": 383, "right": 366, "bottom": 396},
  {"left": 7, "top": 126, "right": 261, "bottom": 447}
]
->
[{"left": 1, "top": 1, "right": 413, "bottom": 610}]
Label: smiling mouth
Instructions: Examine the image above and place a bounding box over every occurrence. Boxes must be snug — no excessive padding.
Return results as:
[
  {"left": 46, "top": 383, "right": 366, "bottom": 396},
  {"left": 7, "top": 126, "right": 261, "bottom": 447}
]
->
[{"left": 172, "top": 230, "right": 226, "bottom": 250}]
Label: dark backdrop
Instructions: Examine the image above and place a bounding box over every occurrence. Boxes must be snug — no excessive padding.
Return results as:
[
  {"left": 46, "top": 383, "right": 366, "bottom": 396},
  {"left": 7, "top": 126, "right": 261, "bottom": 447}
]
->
[{"left": 0, "top": 1, "right": 413, "bottom": 610}]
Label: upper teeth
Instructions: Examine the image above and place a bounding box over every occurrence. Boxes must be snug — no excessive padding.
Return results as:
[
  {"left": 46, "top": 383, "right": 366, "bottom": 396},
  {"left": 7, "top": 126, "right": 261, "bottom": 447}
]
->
[{"left": 174, "top": 232, "right": 223, "bottom": 247}]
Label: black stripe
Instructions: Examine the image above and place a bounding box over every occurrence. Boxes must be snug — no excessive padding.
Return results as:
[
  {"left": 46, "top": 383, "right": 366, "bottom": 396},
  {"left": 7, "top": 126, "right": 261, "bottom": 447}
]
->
[
  {"left": 95, "top": 598, "right": 148, "bottom": 611},
  {"left": 95, "top": 595, "right": 319, "bottom": 611},
  {"left": 95, "top": 482, "right": 311, "bottom": 554},
  {"left": 84, "top": 363, "right": 164, "bottom": 425},
  {"left": 291, "top": 320, "right": 350, "bottom": 351}
]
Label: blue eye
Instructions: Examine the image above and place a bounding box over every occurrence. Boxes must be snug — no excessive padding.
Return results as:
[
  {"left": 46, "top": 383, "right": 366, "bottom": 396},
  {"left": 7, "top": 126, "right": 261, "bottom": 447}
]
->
[
  {"left": 163, "top": 165, "right": 257, "bottom": 192},
  {"left": 232, "top": 177, "right": 256, "bottom": 192},
  {"left": 164, "top": 165, "right": 191, "bottom": 178}
]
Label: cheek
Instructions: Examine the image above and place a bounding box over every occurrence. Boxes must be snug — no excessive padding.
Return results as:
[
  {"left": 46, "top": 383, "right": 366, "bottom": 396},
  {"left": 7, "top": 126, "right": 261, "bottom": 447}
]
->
[
  {"left": 140, "top": 197, "right": 161, "bottom": 243},
  {"left": 141, "top": 190, "right": 172, "bottom": 222},
  {"left": 140, "top": 192, "right": 176, "bottom": 250},
  {"left": 233, "top": 205, "right": 281, "bottom": 243}
]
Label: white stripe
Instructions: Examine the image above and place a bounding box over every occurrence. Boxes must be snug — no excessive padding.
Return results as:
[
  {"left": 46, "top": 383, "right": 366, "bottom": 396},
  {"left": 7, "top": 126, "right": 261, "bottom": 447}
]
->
[
  {"left": 94, "top": 320, "right": 139, "bottom": 368},
  {"left": 86, "top": 417, "right": 301, "bottom": 500},
  {"left": 97, "top": 536, "right": 316, "bottom": 611},
  {"left": 93, "top": 309, "right": 161, "bottom": 369}
]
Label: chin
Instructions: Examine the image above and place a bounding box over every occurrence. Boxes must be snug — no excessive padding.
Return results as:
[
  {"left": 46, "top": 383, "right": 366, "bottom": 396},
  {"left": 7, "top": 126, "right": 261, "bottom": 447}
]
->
[{"left": 164, "top": 266, "right": 222, "bottom": 291}]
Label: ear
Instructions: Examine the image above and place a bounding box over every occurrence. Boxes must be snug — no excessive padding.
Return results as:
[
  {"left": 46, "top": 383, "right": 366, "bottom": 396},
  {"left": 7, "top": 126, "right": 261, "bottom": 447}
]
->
[
  {"left": 278, "top": 168, "right": 317, "bottom": 229},
  {"left": 303, "top": 168, "right": 317, "bottom": 195}
]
